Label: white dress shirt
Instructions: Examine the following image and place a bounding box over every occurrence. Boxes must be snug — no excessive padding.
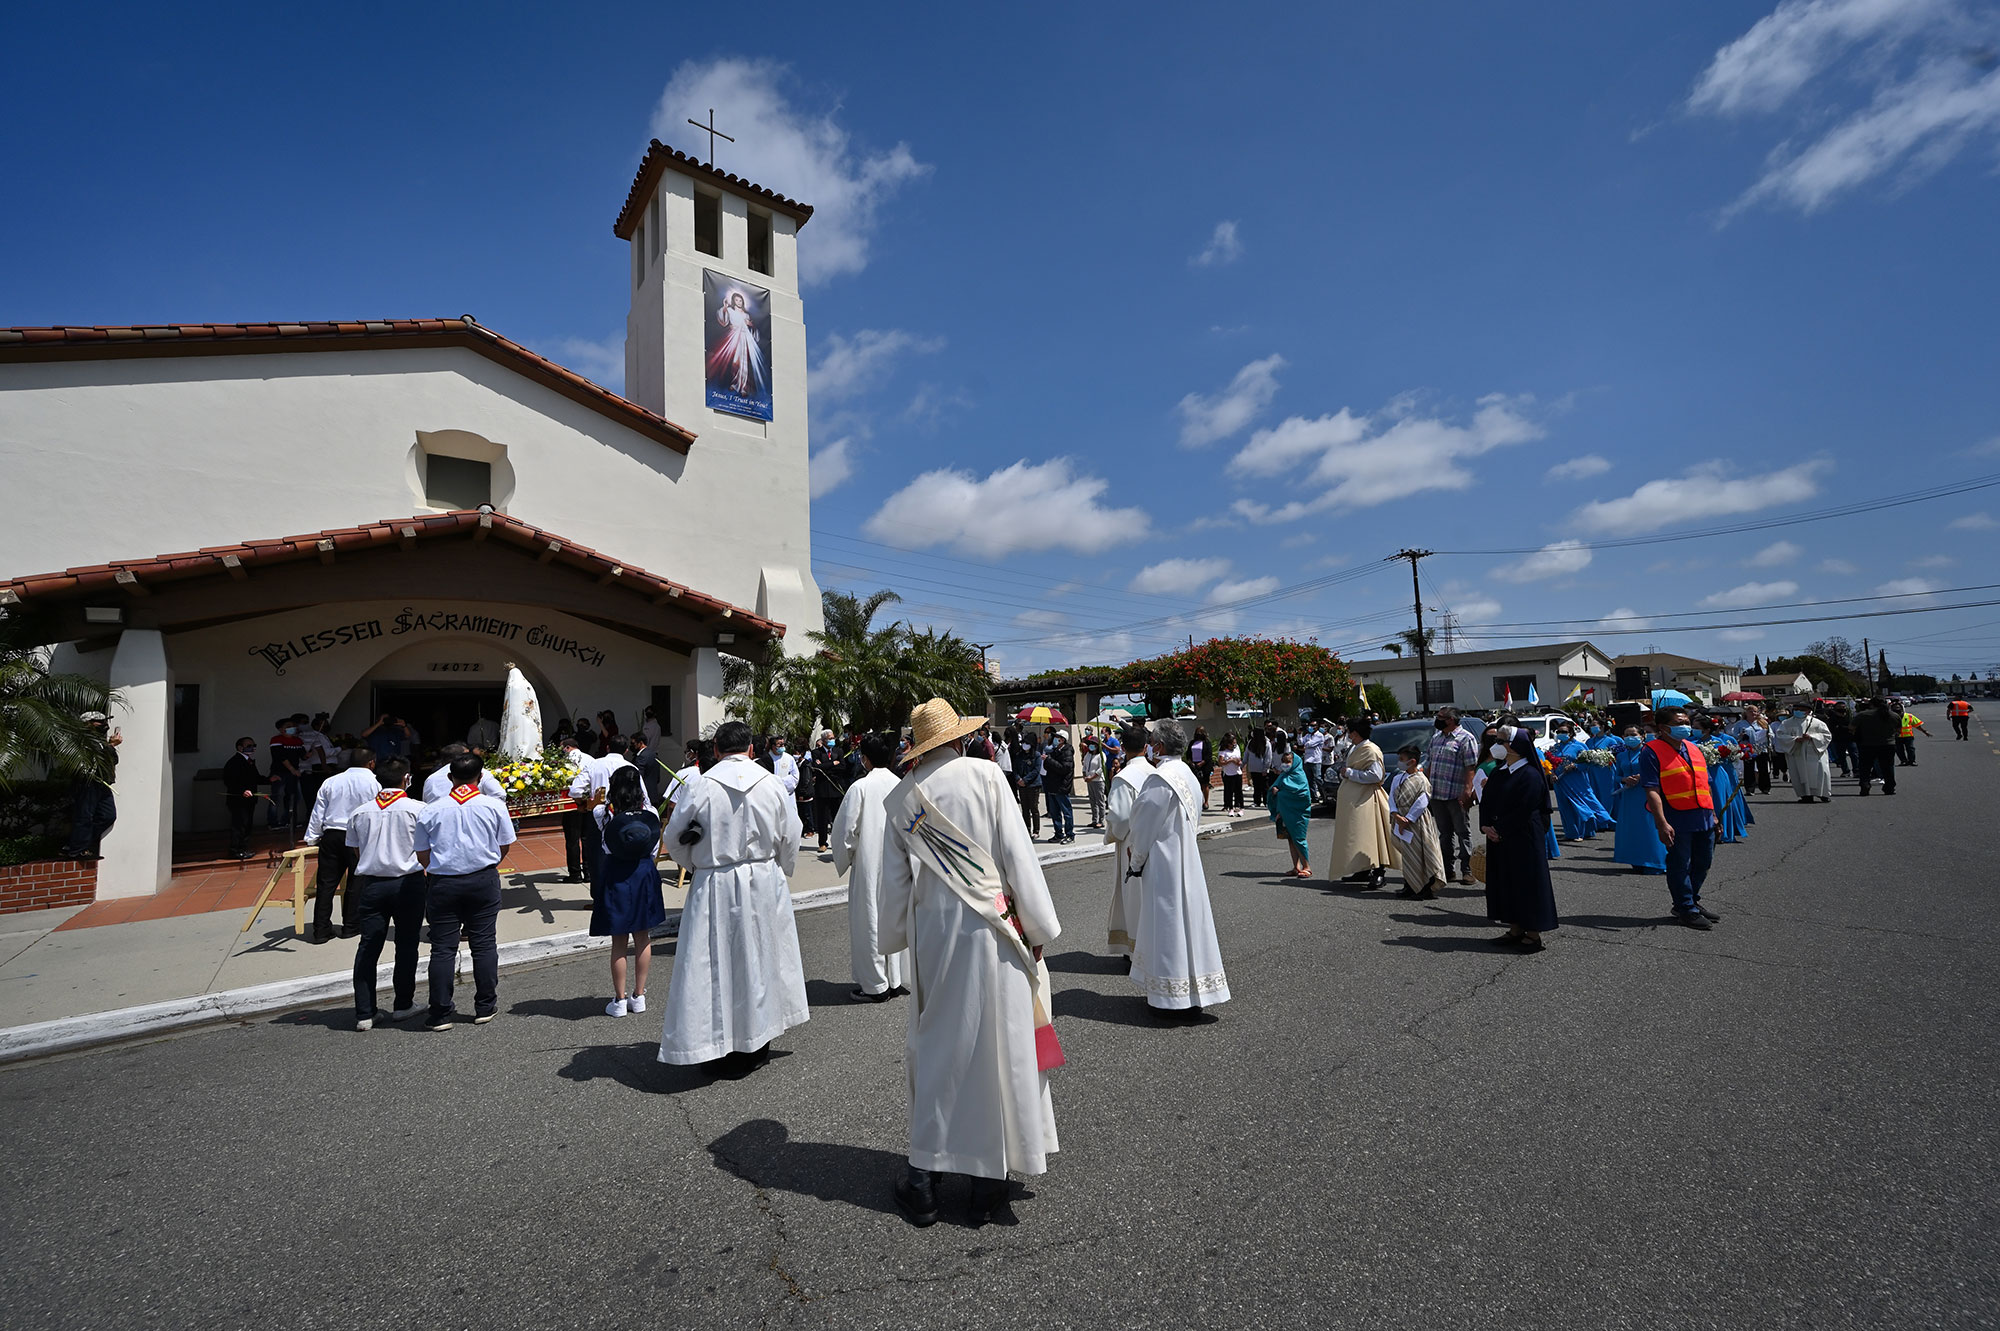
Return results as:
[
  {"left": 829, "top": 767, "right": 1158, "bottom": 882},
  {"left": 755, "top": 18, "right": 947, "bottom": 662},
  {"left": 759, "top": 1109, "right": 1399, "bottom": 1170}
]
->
[
  {"left": 414, "top": 789, "right": 517, "bottom": 876},
  {"left": 347, "top": 789, "right": 424, "bottom": 877},
  {"left": 566, "top": 751, "right": 634, "bottom": 802},
  {"left": 770, "top": 750, "right": 801, "bottom": 795},
  {"left": 423, "top": 765, "right": 506, "bottom": 802},
  {"left": 304, "top": 765, "right": 382, "bottom": 842}
]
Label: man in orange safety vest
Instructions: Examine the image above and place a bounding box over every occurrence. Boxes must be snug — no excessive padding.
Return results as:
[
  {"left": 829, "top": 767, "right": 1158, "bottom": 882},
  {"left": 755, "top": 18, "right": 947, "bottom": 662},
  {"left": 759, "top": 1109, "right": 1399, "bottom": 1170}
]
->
[{"left": 1640, "top": 707, "right": 1718, "bottom": 932}]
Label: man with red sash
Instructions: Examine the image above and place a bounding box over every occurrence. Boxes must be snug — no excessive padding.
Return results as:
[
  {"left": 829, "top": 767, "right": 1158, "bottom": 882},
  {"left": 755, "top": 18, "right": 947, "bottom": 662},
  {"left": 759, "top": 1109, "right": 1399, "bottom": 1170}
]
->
[
  {"left": 414, "top": 752, "right": 516, "bottom": 1028},
  {"left": 1641, "top": 709, "right": 1719, "bottom": 931},
  {"left": 343, "top": 758, "right": 426, "bottom": 1030},
  {"left": 880, "top": 698, "right": 1063, "bottom": 1229}
]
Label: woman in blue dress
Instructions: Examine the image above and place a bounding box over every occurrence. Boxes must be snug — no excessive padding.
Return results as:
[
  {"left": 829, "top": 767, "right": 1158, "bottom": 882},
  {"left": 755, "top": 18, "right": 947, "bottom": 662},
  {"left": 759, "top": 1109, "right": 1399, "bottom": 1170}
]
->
[
  {"left": 1584, "top": 725, "right": 1624, "bottom": 823},
  {"left": 1704, "top": 717, "right": 1751, "bottom": 844},
  {"left": 1610, "top": 725, "right": 1666, "bottom": 874},
  {"left": 1266, "top": 742, "right": 1314, "bottom": 878},
  {"left": 590, "top": 767, "right": 668, "bottom": 1017},
  {"left": 1549, "top": 723, "right": 1614, "bottom": 842}
]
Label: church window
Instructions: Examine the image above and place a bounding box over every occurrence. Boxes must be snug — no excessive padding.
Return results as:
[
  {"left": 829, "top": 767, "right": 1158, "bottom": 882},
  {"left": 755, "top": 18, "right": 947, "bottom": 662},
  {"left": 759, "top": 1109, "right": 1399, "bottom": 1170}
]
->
[
  {"left": 694, "top": 189, "right": 720, "bottom": 257},
  {"left": 747, "top": 208, "right": 772, "bottom": 275},
  {"left": 424, "top": 454, "right": 492, "bottom": 510},
  {"left": 649, "top": 195, "right": 662, "bottom": 260}
]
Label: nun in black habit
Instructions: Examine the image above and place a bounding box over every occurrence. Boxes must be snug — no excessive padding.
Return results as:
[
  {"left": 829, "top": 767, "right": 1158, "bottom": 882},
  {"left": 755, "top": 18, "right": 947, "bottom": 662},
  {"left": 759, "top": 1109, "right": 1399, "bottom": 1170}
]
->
[{"left": 1478, "top": 730, "right": 1559, "bottom": 950}]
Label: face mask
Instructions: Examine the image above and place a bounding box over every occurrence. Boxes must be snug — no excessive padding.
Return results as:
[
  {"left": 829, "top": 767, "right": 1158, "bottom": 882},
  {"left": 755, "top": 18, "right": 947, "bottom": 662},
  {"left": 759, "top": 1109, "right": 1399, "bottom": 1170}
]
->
[
  {"left": 1669, "top": 725, "right": 1695, "bottom": 741},
  {"left": 1588, "top": 727, "right": 1603, "bottom": 737},
  {"left": 283, "top": 727, "right": 296, "bottom": 735},
  {"left": 1489, "top": 743, "right": 1509, "bottom": 760}
]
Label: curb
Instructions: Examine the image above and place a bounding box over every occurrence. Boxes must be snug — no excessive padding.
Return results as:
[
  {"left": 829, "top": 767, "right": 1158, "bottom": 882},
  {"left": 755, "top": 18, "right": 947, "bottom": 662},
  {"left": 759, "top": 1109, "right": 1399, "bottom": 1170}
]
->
[{"left": 0, "top": 827, "right": 1237, "bottom": 1065}]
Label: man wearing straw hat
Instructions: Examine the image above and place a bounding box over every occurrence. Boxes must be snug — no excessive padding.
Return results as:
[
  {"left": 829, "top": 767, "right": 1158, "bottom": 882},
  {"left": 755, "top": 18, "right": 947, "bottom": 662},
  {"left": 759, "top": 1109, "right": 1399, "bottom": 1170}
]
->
[{"left": 879, "top": 698, "right": 1063, "bottom": 1228}]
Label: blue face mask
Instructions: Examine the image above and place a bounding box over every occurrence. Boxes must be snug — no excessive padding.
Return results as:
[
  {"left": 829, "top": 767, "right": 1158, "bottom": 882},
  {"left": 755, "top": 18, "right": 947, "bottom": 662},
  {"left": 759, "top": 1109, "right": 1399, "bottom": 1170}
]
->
[
  {"left": 1588, "top": 727, "right": 1603, "bottom": 737},
  {"left": 1669, "top": 725, "right": 1695, "bottom": 741}
]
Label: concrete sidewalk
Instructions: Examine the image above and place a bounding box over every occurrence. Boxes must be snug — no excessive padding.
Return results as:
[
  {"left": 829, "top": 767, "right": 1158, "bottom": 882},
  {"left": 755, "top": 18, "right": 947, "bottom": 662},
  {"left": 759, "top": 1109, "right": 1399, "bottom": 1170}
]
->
[{"left": 0, "top": 813, "right": 1244, "bottom": 1060}]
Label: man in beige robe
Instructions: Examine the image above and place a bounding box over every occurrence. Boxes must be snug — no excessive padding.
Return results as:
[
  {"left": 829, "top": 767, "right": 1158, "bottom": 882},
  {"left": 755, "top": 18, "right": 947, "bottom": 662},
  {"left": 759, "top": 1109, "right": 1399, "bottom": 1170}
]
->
[{"left": 880, "top": 699, "right": 1062, "bottom": 1228}]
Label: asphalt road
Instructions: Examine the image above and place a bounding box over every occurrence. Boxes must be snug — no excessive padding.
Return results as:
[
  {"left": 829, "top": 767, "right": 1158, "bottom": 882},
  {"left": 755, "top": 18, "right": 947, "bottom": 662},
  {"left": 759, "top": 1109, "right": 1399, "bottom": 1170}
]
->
[{"left": 4, "top": 707, "right": 1996, "bottom": 1329}]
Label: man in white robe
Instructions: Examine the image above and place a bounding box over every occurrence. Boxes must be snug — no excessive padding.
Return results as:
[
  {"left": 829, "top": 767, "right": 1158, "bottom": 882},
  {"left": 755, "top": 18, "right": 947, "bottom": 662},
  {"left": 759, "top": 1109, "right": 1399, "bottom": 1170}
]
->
[
  {"left": 830, "top": 733, "right": 910, "bottom": 1001},
  {"left": 657, "top": 721, "right": 808, "bottom": 1076},
  {"left": 1102, "top": 723, "right": 1154, "bottom": 967},
  {"left": 880, "top": 699, "right": 1062, "bottom": 1228},
  {"left": 1126, "top": 721, "right": 1231, "bottom": 1018},
  {"left": 1776, "top": 704, "right": 1833, "bottom": 802}
]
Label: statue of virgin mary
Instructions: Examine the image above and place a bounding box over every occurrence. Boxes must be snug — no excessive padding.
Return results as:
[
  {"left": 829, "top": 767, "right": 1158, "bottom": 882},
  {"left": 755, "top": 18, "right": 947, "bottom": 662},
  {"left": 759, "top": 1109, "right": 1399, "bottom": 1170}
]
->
[{"left": 500, "top": 664, "right": 543, "bottom": 761}]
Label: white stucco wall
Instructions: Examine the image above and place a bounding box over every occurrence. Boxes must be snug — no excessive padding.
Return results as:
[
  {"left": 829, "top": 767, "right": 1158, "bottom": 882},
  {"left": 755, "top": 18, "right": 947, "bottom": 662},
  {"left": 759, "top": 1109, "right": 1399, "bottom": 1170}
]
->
[{"left": 0, "top": 341, "right": 822, "bottom": 647}]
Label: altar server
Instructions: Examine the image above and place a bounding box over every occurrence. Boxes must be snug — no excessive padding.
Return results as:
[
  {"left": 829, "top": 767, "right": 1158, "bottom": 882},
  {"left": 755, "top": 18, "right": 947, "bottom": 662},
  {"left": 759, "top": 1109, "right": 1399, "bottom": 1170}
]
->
[
  {"left": 413, "top": 752, "right": 516, "bottom": 1027},
  {"left": 1101, "top": 723, "right": 1154, "bottom": 965},
  {"left": 880, "top": 699, "right": 1063, "bottom": 1229},
  {"left": 422, "top": 743, "right": 506, "bottom": 802},
  {"left": 1124, "top": 721, "right": 1230, "bottom": 1018},
  {"left": 830, "top": 732, "right": 910, "bottom": 1002},
  {"left": 344, "top": 758, "right": 426, "bottom": 1030},
  {"left": 656, "top": 721, "right": 807, "bottom": 1076}
]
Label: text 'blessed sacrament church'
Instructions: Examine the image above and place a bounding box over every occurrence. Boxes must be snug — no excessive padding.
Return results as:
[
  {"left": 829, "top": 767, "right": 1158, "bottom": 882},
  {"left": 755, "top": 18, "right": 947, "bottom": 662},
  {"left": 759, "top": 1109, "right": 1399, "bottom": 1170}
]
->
[{"left": 0, "top": 142, "right": 824, "bottom": 902}]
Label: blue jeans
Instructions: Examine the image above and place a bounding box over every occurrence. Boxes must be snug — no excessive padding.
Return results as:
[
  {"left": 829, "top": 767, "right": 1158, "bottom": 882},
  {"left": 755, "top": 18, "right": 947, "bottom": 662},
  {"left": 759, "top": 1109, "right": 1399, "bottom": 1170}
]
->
[
  {"left": 1303, "top": 762, "right": 1324, "bottom": 800},
  {"left": 1045, "top": 790, "right": 1074, "bottom": 840},
  {"left": 1663, "top": 822, "right": 1714, "bottom": 915}
]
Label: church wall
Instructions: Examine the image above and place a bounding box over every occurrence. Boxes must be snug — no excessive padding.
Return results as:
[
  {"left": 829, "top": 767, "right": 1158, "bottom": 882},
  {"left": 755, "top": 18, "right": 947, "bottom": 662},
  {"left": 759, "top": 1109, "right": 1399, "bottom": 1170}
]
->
[{"left": 0, "top": 345, "right": 818, "bottom": 643}]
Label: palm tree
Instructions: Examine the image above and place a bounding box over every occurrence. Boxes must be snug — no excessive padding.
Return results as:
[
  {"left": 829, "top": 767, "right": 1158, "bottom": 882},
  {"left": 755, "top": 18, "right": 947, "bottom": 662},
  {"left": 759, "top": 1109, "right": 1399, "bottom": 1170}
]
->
[
  {"left": 1, "top": 617, "right": 120, "bottom": 791},
  {"left": 1396, "top": 627, "right": 1436, "bottom": 657},
  {"left": 1381, "top": 642, "right": 1404, "bottom": 658}
]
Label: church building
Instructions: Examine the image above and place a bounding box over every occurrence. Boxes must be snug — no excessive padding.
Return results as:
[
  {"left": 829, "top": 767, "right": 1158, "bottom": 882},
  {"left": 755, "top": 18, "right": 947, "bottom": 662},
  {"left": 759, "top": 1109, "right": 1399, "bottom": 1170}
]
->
[{"left": 0, "top": 141, "right": 823, "bottom": 903}]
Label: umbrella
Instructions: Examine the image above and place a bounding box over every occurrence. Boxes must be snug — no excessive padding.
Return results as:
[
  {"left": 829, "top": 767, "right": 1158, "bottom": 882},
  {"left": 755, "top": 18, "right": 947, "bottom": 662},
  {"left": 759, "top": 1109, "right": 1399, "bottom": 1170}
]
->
[
  {"left": 1651, "top": 688, "right": 1693, "bottom": 708},
  {"left": 1722, "top": 690, "right": 1764, "bottom": 702},
  {"left": 1016, "top": 705, "right": 1068, "bottom": 724}
]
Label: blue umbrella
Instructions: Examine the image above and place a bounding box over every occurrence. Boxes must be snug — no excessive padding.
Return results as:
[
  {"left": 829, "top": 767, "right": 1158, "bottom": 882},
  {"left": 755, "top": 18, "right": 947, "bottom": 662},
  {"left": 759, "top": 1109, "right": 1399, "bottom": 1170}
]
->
[{"left": 1651, "top": 688, "right": 1693, "bottom": 708}]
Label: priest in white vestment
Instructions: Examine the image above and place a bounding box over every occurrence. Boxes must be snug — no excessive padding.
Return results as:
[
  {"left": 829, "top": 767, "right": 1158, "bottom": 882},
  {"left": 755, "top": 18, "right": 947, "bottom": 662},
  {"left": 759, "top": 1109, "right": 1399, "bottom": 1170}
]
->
[
  {"left": 880, "top": 699, "right": 1062, "bottom": 1228},
  {"left": 657, "top": 721, "right": 808, "bottom": 1076},
  {"left": 1125, "top": 721, "right": 1231, "bottom": 1017},
  {"left": 830, "top": 733, "right": 910, "bottom": 1001},
  {"left": 1776, "top": 705, "right": 1833, "bottom": 802},
  {"left": 1102, "top": 723, "right": 1155, "bottom": 965}
]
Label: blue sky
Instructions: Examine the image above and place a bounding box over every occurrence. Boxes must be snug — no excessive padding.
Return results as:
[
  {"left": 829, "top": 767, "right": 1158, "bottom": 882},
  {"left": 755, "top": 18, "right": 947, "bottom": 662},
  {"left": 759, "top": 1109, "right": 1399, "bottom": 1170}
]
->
[{"left": 7, "top": 1, "right": 1998, "bottom": 681}]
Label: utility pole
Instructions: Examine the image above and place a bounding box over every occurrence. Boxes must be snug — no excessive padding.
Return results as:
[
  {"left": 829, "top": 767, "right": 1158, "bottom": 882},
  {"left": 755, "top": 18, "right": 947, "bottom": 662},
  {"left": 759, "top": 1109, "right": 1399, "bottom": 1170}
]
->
[
  {"left": 1863, "top": 636, "right": 1872, "bottom": 692},
  {"left": 1389, "top": 549, "right": 1434, "bottom": 715}
]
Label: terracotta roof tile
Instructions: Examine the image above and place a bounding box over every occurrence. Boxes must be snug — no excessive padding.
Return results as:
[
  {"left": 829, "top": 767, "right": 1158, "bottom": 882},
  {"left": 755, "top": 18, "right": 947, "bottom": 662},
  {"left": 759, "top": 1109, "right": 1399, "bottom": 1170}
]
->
[
  {"left": 0, "top": 317, "right": 695, "bottom": 454},
  {"left": 3, "top": 510, "right": 782, "bottom": 638},
  {"left": 613, "top": 139, "right": 814, "bottom": 240}
]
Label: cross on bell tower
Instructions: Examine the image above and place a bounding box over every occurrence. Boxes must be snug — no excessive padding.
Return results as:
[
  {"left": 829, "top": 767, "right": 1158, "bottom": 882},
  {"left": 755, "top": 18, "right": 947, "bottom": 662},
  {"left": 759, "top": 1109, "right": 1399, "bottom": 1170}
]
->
[{"left": 686, "top": 109, "right": 734, "bottom": 167}]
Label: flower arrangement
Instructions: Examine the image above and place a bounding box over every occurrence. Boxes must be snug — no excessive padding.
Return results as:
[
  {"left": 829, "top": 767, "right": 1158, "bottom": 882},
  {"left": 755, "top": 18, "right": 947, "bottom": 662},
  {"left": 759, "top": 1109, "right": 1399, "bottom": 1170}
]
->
[
  {"left": 1571, "top": 747, "right": 1617, "bottom": 768},
  {"left": 490, "top": 743, "right": 580, "bottom": 815}
]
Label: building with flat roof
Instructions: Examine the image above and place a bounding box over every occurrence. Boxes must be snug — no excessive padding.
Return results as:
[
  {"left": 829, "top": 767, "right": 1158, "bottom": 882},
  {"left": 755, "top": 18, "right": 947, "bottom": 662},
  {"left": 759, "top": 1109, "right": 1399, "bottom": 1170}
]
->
[{"left": 1345, "top": 641, "right": 1617, "bottom": 714}]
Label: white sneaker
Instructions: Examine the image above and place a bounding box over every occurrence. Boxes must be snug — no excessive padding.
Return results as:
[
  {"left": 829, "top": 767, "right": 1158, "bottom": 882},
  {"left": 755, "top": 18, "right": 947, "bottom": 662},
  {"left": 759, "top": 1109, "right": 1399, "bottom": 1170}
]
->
[
  {"left": 627, "top": 993, "right": 647, "bottom": 1013},
  {"left": 388, "top": 1006, "right": 418, "bottom": 1023},
  {"left": 356, "top": 1017, "right": 374, "bottom": 1032},
  {"left": 605, "top": 997, "right": 629, "bottom": 1018}
]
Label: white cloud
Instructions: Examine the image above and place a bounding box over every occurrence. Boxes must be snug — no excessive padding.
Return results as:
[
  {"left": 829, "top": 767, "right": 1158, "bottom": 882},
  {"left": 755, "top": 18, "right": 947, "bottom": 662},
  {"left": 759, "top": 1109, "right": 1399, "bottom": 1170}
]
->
[
  {"left": 1230, "top": 394, "right": 1544, "bottom": 522},
  {"left": 1191, "top": 220, "right": 1243, "bottom": 267},
  {"left": 1747, "top": 539, "right": 1804, "bottom": 567},
  {"left": 1493, "top": 540, "right": 1592, "bottom": 583},
  {"left": 901, "top": 385, "right": 972, "bottom": 429},
  {"left": 808, "top": 437, "right": 856, "bottom": 499},
  {"left": 1280, "top": 532, "right": 1318, "bottom": 549},
  {"left": 1908, "top": 554, "right": 1956, "bottom": 568},
  {"left": 1948, "top": 511, "right": 1998, "bottom": 530},
  {"left": 1719, "top": 627, "right": 1769, "bottom": 642},
  {"left": 1012, "top": 609, "right": 1068, "bottom": 628},
  {"left": 1701, "top": 579, "right": 1801, "bottom": 608},
  {"left": 1819, "top": 557, "right": 1860, "bottom": 574},
  {"left": 1688, "top": 0, "right": 2000, "bottom": 217},
  {"left": 1208, "top": 576, "right": 1280, "bottom": 604},
  {"left": 1599, "top": 606, "right": 1656, "bottom": 631},
  {"left": 1546, "top": 454, "right": 1611, "bottom": 482},
  {"left": 1968, "top": 436, "right": 2000, "bottom": 457},
  {"left": 652, "top": 58, "right": 928, "bottom": 283},
  {"left": 1572, "top": 460, "right": 1829, "bottom": 534},
  {"left": 1876, "top": 576, "right": 1942, "bottom": 599},
  {"left": 809, "top": 329, "right": 943, "bottom": 402},
  {"left": 1177, "top": 355, "right": 1285, "bottom": 448},
  {"left": 551, "top": 333, "right": 625, "bottom": 393},
  {"left": 863, "top": 458, "right": 1149, "bottom": 558},
  {"left": 1129, "top": 557, "right": 1232, "bottom": 595}
]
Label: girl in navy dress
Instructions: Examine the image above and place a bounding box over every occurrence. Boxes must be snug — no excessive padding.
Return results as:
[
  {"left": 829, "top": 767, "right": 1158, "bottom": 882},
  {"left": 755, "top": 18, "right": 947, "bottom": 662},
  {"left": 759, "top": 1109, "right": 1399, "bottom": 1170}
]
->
[{"left": 592, "top": 767, "right": 668, "bottom": 1017}]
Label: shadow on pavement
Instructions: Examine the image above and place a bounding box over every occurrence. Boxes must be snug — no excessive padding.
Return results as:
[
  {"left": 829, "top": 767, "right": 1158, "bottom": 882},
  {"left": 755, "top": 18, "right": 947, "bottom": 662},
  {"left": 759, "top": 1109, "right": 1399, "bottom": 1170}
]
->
[
  {"left": 511, "top": 995, "right": 612, "bottom": 1021},
  {"left": 1387, "top": 911, "right": 1490, "bottom": 928},
  {"left": 1560, "top": 913, "right": 1673, "bottom": 931},
  {"left": 557, "top": 1040, "right": 747, "bottom": 1094},
  {"left": 1044, "top": 950, "right": 1125, "bottom": 975},
  {"left": 804, "top": 978, "right": 909, "bottom": 1008},
  {"left": 707, "top": 1119, "right": 903, "bottom": 1217},
  {"left": 1382, "top": 935, "right": 1519, "bottom": 954},
  {"left": 1052, "top": 987, "right": 1219, "bottom": 1027}
]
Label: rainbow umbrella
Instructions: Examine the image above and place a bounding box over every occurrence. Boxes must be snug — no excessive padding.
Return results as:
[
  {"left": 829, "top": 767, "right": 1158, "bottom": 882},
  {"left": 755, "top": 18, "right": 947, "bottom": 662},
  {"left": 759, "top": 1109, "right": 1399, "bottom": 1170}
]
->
[{"left": 1016, "top": 705, "right": 1068, "bottom": 724}]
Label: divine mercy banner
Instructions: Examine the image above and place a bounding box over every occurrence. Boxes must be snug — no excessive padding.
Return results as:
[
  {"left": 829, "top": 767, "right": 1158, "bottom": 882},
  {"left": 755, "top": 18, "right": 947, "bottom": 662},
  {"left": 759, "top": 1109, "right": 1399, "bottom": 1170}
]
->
[{"left": 703, "top": 270, "right": 773, "bottom": 421}]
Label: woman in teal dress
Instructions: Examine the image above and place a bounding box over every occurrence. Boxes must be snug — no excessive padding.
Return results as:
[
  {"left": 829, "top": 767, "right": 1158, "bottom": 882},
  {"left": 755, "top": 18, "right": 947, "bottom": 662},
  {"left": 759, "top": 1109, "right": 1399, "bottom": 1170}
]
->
[
  {"left": 1610, "top": 729, "right": 1666, "bottom": 874},
  {"left": 1705, "top": 720, "right": 1751, "bottom": 843},
  {"left": 1550, "top": 726, "right": 1614, "bottom": 841},
  {"left": 1267, "top": 742, "right": 1314, "bottom": 878},
  {"left": 1585, "top": 727, "right": 1624, "bottom": 822}
]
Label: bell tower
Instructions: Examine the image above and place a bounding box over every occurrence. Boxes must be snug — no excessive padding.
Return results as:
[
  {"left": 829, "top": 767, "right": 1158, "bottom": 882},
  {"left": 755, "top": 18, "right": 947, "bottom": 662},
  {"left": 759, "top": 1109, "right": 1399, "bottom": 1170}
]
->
[{"left": 614, "top": 139, "right": 823, "bottom": 646}]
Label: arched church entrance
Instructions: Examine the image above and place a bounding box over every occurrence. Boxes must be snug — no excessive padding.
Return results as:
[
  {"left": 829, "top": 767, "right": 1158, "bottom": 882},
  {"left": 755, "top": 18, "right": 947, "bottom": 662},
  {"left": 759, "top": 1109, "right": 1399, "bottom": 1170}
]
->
[{"left": 332, "top": 637, "right": 567, "bottom": 761}]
